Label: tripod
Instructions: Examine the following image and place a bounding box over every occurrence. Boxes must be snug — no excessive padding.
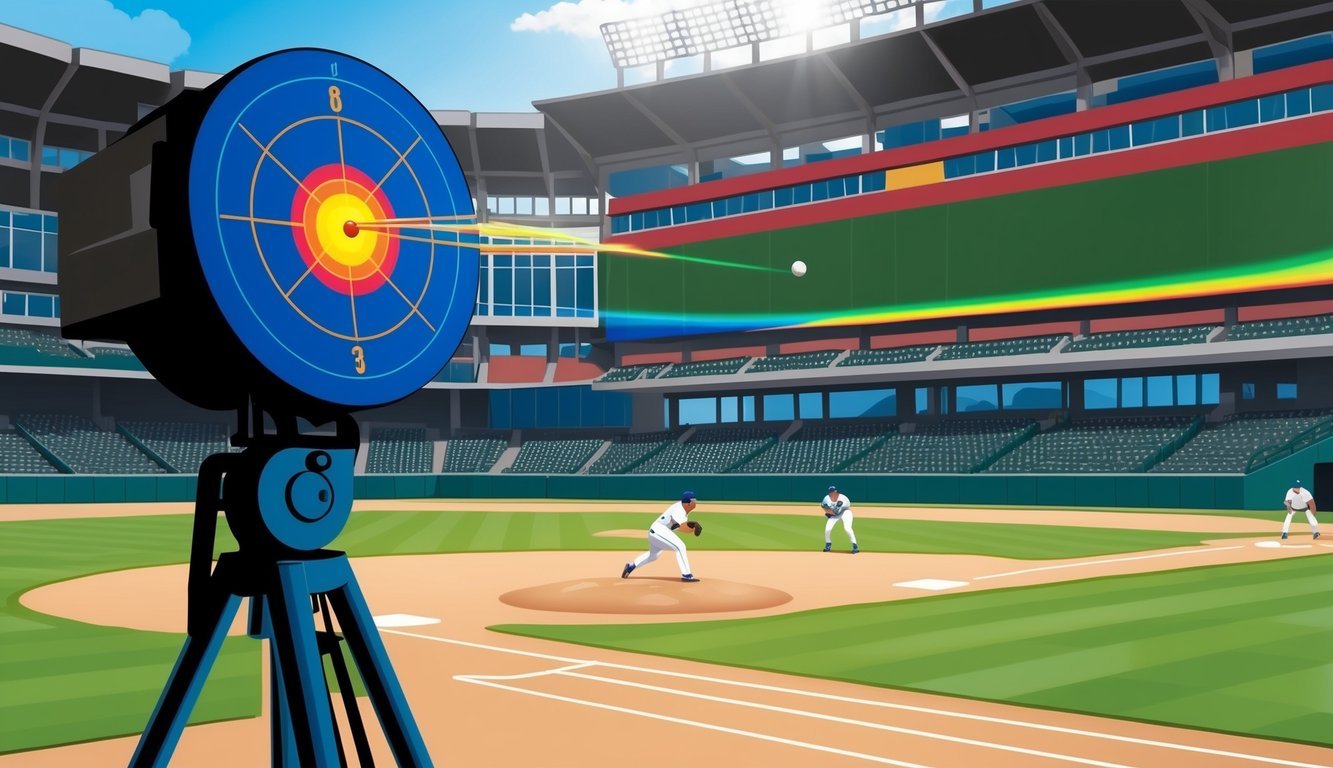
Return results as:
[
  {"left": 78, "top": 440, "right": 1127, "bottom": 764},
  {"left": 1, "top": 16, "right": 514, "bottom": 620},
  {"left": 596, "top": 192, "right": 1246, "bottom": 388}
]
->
[{"left": 129, "top": 418, "right": 433, "bottom": 767}]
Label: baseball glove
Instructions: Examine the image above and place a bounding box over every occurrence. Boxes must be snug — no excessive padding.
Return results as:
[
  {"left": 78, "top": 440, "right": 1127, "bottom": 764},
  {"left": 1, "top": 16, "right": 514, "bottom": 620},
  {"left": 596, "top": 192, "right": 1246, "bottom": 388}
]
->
[
  {"left": 825, "top": 502, "right": 845, "bottom": 518},
  {"left": 685, "top": 521, "right": 703, "bottom": 536}
]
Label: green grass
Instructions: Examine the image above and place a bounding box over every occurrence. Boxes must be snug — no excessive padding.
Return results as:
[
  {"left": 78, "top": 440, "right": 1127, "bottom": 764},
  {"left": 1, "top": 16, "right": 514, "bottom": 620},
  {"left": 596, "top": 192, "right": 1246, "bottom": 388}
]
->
[
  {"left": 496, "top": 555, "right": 1333, "bottom": 747},
  {"left": 0, "top": 508, "right": 1250, "bottom": 754}
]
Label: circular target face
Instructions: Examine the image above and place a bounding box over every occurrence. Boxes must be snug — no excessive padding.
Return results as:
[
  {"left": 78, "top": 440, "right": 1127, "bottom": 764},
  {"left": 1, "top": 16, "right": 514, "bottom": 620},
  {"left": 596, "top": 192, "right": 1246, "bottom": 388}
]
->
[{"left": 189, "top": 49, "right": 476, "bottom": 408}]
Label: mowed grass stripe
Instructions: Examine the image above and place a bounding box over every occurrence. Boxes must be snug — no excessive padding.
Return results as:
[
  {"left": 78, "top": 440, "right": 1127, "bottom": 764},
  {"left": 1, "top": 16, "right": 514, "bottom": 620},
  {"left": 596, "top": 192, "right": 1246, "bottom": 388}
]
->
[
  {"left": 0, "top": 509, "right": 1250, "bottom": 754},
  {"left": 496, "top": 554, "right": 1333, "bottom": 746}
]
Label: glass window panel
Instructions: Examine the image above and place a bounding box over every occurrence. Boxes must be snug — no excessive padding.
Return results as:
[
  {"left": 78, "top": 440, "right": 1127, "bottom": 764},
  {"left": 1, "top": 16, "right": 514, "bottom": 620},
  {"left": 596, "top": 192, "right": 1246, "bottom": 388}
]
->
[
  {"left": 576, "top": 266, "right": 594, "bottom": 310},
  {"left": 12, "top": 230, "right": 41, "bottom": 270},
  {"left": 915, "top": 387, "right": 930, "bottom": 414},
  {"left": 1121, "top": 377, "right": 1143, "bottom": 408},
  {"left": 493, "top": 265, "right": 512, "bottom": 304},
  {"left": 572, "top": 197, "right": 588, "bottom": 215},
  {"left": 1205, "top": 106, "right": 1227, "bottom": 131},
  {"left": 27, "top": 293, "right": 53, "bottom": 317},
  {"left": 590, "top": 198, "right": 599, "bottom": 216},
  {"left": 1201, "top": 373, "right": 1219, "bottom": 405},
  {"left": 756, "top": 190, "right": 773, "bottom": 209},
  {"left": 939, "top": 386, "right": 949, "bottom": 415},
  {"left": 1001, "top": 381, "right": 1061, "bottom": 409},
  {"left": 1092, "top": 129, "right": 1110, "bottom": 153},
  {"left": 1258, "top": 93, "right": 1285, "bottom": 122},
  {"left": 1107, "top": 124, "right": 1130, "bottom": 149},
  {"left": 762, "top": 393, "right": 794, "bottom": 421},
  {"left": 1176, "top": 374, "right": 1197, "bottom": 406},
  {"left": 793, "top": 184, "right": 811, "bottom": 204},
  {"left": 956, "top": 383, "right": 998, "bottom": 412},
  {"left": 775, "top": 187, "right": 793, "bottom": 207},
  {"left": 630, "top": 212, "right": 644, "bottom": 230},
  {"left": 719, "top": 396, "right": 738, "bottom": 423},
  {"left": 611, "top": 216, "right": 628, "bottom": 234},
  {"left": 2, "top": 292, "right": 23, "bottom": 316},
  {"left": 1015, "top": 143, "right": 1037, "bottom": 165},
  {"left": 1225, "top": 99, "right": 1258, "bottom": 128},
  {"left": 995, "top": 147, "right": 1015, "bottom": 169},
  {"left": 742, "top": 395, "right": 755, "bottom": 422},
  {"left": 533, "top": 265, "right": 551, "bottom": 309},
  {"left": 0, "top": 137, "right": 9, "bottom": 160},
  {"left": 829, "top": 389, "right": 896, "bottom": 418},
  {"left": 576, "top": 255, "right": 592, "bottom": 268},
  {"left": 1084, "top": 378, "right": 1118, "bottom": 409},
  {"left": 555, "top": 197, "right": 571, "bottom": 215},
  {"left": 0, "top": 228, "right": 8, "bottom": 268},
  {"left": 1242, "top": 382, "right": 1256, "bottom": 400},
  {"left": 498, "top": 197, "right": 515, "bottom": 215},
  {"left": 12, "top": 212, "right": 41, "bottom": 231},
  {"left": 1313, "top": 83, "right": 1333, "bottom": 112},
  {"left": 41, "top": 146, "right": 59, "bottom": 166},
  {"left": 11, "top": 139, "right": 28, "bottom": 162},
  {"left": 664, "top": 399, "right": 671, "bottom": 429},
  {"left": 1285, "top": 88, "right": 1311, "bottom": 117},
  {"left": 1035, "top": 140, "right": 1057, "bottom": 162},
  {"left": 478, "top": 265, "right": 489, "bottom": 303},
  {"left": 798, "top": 391, "right": 823, "bottom": 419},
  {"left": 516, "top": 197, "right": 533, "bottom": 215},
  {"left": 727, "top": 196, "right": 745, "bottom": 215},
  {"left": 1276, "top": 382, "right": 1298, "bottom": 400},
  {"left": 1181, "top": 109, "right": 1205, "bottom": 136},
  {"left": 813, "top": 182, "right": 830, "bottom": 201},
  {"left": 535, "top": 197, "right": 550, "bottom": 216},
  {"left": 1073, "top": 132, "right": 1091, "bottom": 156},
  {"left": 514, "top": 266, "right": 532, "bottom": 306},
  {"left": 1057, "top": 136, "right": 1073, "bottom": 158},
  {"left": 974, "top": 151, "right": 995, "bottom": 172},
  {"left": 1146, "top": 375, "right": 1174, "bottom": 406}
]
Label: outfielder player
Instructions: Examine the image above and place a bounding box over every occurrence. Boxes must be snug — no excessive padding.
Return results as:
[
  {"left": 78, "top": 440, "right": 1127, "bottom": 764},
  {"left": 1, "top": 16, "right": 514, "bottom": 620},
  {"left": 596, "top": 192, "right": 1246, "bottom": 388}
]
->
[
  {"left": 622, "top": 490, "right": 703, "bottom": 582},
  {"left": 821, "top": 485, "right": 859, "bottom": 554},
  {"left": 1281, "top": 480, "right": 1319, "bottom": 540}
]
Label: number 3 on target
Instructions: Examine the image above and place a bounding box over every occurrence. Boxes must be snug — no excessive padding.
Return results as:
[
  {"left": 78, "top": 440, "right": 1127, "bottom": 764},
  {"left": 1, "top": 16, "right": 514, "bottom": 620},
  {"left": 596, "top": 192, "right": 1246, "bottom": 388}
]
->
[{"left": 351, "top": 345, "right": 366, "bottom": 375}]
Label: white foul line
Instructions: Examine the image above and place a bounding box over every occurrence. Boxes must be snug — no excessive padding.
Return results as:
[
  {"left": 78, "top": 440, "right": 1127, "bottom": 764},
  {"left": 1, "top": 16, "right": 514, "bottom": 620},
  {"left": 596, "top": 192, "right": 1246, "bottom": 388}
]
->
[
  {"left": 457, "top": 662, "right": 596, "bottom": 682},
  {"left": 974, "top": 545, "right": 1246, "bottom": 580},
  {"left": 385, "top": 629, "right": 1333, "bottom": 768},
  {"left": 556, "top": 669, "right": 1133, "bottom": 768},
  {"left": 457, "top": 676, "right": 933, "bottom": 768}
]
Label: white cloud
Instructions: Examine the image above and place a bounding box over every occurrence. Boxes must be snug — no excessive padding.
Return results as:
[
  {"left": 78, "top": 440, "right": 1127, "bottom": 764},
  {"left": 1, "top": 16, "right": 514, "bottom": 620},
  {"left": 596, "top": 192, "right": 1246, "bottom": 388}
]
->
[
  {"left": 0, "top": 0, "right": 190, "bottom": 63},
  {"left": 512, "top": 0, "right": 696, "bottom": 39}
]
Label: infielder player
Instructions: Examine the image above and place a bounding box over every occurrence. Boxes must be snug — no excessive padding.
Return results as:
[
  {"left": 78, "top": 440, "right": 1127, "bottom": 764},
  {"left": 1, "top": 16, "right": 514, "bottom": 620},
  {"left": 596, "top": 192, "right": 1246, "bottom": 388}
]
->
[
  {"left": 622, "top": 490, "right": 703, "bottom": 582},
  {"left": 1281, "top": 480, "right": 1319, "bottom": 540},
  {"left": 821, "top": 485, "right": 859, "bottom": 554}
]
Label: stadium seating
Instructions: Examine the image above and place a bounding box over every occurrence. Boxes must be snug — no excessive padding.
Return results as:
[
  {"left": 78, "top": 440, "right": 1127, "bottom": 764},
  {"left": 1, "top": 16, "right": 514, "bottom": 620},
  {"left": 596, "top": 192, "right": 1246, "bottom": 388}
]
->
[
  {"left": 366, "top": 427, "right": 434, "bottom": 473},
  {"left": 120, "top": 421, "right": 234, "bottom": 473},
  {"left": 442, "top": 436, "right": 507, "bottom": 472},
  {"left": 936, "top": 335, "right": 1066, "bottom": 360},
  {"left": 737, "top": 422, "right": 888, "bottom": 472},
  {"left": 628, "top": 426, "right": 777, "bottom": 473},
  {"left": 658, "top": 357, "right": 749, "bottom": 378},
  {"left": 837, "top": 346, "right": 937, "bottom": 367},
  {"left": 0, "top": 430, "right": 59, "bottom": 473},
  {"left": 0, "top": 326, "right": 84, "bottom": 364},
  {"left": 1227, "top": 313, "right": 1333, "bottom": 341},
  {"left": 847, "top": 419, "right": 1033, "bottom": 473},
  {"left": 746, "top": 350, "right": 840, "bottom": 374},
  {"left": 18, "top": 414, "right": 164, "bottom": 474},
  {"left": 1064, "top": 325, "right": 1215, "bottom": 353},
  {"left": 987, "top": 417, "right": 1194, "bottom": 473},
  {"left": 598, "top": 363, "right": 670, "bottom": 382},
  {"left": 585, "top": 431, "right": 678, "bottom": 474},
  {"left": 1152, "top": 410, "right": 1333, "bottom": 473},
  {"left": 506, "top": 438, "right": 603, "bottom": 474}
]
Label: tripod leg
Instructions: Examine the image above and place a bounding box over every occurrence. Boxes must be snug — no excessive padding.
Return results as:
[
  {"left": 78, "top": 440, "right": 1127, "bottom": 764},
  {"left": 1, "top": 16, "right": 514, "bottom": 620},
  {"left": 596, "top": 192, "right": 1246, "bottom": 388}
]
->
[
  {"left": 327, "top": 635, "right": 375, "bottom": 767},
  {"left": 268, "top": 561, "right": 341, "bottom": 768},
  {"left": 327, "top": 559, "right": 433, "bottom": 767},
  {"left": 129, "top": 585, "right": 243, "bottom": 768}
]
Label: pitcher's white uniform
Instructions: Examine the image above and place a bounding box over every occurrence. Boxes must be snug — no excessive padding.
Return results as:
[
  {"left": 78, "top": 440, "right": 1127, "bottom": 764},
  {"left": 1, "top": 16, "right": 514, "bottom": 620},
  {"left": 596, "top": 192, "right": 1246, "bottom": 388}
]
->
[
  {"left": 822, "top": 487, "right": 859, "bottom": 553},
  {"left": 1282, "top": 483, "right": 1319, "bottom": 539},
  {"left": 622, "top": 494, "right": 698, "bottom": 581}
]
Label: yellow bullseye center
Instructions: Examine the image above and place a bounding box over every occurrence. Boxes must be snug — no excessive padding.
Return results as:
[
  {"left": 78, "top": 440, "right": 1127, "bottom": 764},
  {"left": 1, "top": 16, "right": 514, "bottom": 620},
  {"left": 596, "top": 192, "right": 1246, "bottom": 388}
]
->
[{"left": 315, "top": 193, "right": 378, "bottom": 267}]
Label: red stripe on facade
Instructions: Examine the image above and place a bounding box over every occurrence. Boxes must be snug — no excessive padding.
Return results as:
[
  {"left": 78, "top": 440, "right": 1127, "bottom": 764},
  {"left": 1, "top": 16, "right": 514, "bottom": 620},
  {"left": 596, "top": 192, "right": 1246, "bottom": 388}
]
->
[
  {"left": 487, "top": 356, "right": 547, "bottom": 383},
  {"left": 620, "top": 352, "right": 683, "bottom": 365},
  {"left": 692, "top": 346, "right": 765, "bottom": 362},
  {"left": 968, "top": 322, "right": 1082, "bottom": 342},
  {"left": 1090, "top": 310, "right": 1225, "bottom": 334},
  {"left": 1237, "top": 300, "right": 1333, "bottom": 322},
  {"left": 610, "top": 113, "right": 1333, "bottom": 251},
  {"left": 870, "top": 330, "right": 956, "bottom": 348},
  {"left": 609, "top": 59, "right": 1333, "bottom": 216},
  {"left": 777, "top": 338, "right": 857, "bottom": 354}
]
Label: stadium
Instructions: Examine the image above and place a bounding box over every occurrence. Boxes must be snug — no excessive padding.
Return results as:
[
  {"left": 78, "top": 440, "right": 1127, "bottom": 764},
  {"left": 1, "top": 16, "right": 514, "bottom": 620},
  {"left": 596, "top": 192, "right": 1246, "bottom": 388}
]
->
[{"left": 3, "top": 0, "right": 1333, "bottom": 765}]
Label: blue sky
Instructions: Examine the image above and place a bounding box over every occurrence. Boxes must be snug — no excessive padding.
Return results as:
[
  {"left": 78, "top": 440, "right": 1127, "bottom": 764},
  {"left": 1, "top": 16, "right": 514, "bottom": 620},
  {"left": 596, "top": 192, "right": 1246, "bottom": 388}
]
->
[{"left": 0, "top": 0, "right": 977, "bottom": 112}]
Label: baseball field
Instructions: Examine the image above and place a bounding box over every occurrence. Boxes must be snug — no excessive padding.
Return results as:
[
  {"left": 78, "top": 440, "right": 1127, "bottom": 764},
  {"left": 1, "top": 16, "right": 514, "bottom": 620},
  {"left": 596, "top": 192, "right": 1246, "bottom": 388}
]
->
[{"left": 2, "top": 499, "right": 1332, "bottom": 767}]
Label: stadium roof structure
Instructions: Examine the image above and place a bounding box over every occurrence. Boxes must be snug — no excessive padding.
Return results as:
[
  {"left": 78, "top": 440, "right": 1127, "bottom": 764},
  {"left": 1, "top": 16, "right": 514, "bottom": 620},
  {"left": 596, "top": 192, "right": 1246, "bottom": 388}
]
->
[
  {"left": 0, "top": 24, "right": 598, "bottom": 212},
  {"left": 535, "top": 0, "right": 1333, "bottom": 172}
]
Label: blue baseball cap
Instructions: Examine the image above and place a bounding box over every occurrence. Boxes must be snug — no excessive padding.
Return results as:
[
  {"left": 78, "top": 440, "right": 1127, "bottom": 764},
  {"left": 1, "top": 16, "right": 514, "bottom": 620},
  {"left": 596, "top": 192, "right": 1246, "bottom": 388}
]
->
[
  {"left": 1294, "top": 480, "right": 1303, "bottom": 486},
  {"left": 681, "top": 490, "right": 697, "bottom": 503},
  {"left": 828, "top": 485, "right": 838, "bottom": 492}
]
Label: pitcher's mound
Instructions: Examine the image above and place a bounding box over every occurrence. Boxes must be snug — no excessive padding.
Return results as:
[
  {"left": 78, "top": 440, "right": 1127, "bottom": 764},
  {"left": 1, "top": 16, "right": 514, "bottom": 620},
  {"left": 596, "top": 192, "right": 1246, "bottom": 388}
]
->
[{"left": 499, "top": 577, "right": 792, "bottom": 614}]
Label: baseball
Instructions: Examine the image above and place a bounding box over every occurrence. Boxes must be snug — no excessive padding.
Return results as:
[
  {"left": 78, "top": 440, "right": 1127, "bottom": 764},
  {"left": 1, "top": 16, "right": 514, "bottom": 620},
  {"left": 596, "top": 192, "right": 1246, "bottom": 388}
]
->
[{"left": 791, "top": 260, "right": 807, "bottom": 277}]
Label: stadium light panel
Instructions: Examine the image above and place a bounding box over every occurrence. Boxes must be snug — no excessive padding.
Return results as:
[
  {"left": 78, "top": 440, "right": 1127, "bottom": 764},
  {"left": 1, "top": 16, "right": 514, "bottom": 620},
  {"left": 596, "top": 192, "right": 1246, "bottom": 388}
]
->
[{"left": 601, "top": 0, "right": 926, "bottom": 69}]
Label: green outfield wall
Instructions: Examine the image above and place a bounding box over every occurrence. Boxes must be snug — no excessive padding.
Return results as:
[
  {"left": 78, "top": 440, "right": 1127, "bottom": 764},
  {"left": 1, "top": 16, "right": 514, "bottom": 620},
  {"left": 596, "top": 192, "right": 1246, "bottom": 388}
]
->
[
  {"left": 603, "top": 140, "right": 1333, "bottom": 339},
  {"left": 1, "top": 454, "right": 1328, "bottom": 510}
]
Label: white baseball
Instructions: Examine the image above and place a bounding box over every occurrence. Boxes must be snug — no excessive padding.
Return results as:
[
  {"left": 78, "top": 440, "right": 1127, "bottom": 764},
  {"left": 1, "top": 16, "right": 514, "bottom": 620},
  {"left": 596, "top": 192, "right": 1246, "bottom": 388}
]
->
[{"left": 791, "top": 260, "right": 807, "bottom": 277}]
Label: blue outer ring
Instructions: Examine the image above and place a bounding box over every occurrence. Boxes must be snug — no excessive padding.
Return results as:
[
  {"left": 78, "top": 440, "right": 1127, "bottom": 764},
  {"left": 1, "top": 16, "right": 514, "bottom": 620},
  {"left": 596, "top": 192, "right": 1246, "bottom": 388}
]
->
[{"left": 188, "top": 49, "right": 476, "bottom": 408}]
